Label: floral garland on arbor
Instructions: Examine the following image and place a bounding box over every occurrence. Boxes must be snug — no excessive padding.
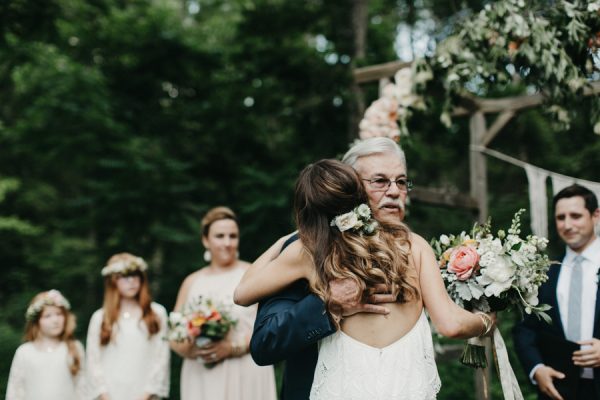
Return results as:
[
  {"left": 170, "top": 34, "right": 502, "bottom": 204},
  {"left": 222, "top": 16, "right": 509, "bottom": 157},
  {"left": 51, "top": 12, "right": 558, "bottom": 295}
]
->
[{"left": 359, "top": 0, "right": 600, "bottom": 140}]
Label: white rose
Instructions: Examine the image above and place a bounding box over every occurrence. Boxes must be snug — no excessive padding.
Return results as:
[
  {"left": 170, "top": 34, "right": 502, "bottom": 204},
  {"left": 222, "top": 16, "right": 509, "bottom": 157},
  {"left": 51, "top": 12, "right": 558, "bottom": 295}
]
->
[
  {"left": 479, "top": 252, "right": 496, "bottom": 267},
  {"left": 477, "top": 255, "right": 516, "bottom": 297},
  {"left": 356, "top": 204, "right": 371, "bottom": 218},
  {"left": 525, "top": 289, "right": 539, "bottom": 306},
  {"left": 333, "top": 211, "right": 359, "bottom": 232},
  {"left": 483, "top": 255, "right": 516, "bottom": 282},
  {"left": 536, "top": 237, "right": 548, "bottom": 251},
  {"left": 168, "top": 312, "right": 184, "bottom": 324},
  {"left": 491, "top": 238, "right": 503, "bottom": 253},
  {"left": 440, "top": 234, "right": 450, "bottom": 246}
]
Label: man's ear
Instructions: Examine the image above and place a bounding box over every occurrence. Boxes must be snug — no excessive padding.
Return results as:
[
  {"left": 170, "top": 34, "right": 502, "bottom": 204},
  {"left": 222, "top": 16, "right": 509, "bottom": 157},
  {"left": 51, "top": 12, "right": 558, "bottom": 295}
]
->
[{"left": 592, "top": 208, "right": 600, "bottom": 224}]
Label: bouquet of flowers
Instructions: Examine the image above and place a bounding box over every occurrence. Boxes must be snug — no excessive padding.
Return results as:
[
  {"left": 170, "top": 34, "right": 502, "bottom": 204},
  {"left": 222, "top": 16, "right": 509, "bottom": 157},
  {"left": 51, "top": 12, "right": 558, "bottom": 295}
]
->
[
  {"left": 167, "top": 296, "right": 236, "bottom": 366},
  {"left": 431, "top": 209, "right": 553, "bottom": 368}
]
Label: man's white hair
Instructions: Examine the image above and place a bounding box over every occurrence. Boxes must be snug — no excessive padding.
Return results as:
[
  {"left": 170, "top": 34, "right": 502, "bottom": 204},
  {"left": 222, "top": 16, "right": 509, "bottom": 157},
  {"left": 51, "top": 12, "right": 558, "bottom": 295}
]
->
[{"left": 341, "top": 137, "right": 406, "bottom": 170}]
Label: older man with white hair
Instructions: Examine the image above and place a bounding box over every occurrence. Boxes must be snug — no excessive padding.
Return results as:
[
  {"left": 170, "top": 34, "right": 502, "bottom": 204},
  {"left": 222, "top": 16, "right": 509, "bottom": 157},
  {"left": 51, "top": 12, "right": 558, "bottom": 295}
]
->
[
  {"left": 342, "top": 137, "right": 410, "bottom": 224},
  {"left": 248, "top": 137, "right": 411, "bottom": 400}
]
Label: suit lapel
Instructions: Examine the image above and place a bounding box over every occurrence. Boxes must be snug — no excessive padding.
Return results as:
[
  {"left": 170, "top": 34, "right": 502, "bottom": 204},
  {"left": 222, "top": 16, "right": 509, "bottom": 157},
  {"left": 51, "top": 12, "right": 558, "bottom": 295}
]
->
[
  {"left": 594, "top": 268, "right": 600, "bottom": 337},
  {"left": 547, "top": 265, "right": 567, "bottom": 338}
]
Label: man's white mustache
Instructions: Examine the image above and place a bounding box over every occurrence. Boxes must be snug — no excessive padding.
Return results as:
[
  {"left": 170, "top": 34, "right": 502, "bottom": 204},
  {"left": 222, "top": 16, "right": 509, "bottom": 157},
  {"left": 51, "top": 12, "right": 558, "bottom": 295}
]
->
[{"left": 379, "top": 199, "right": 404, "bottom": 210}]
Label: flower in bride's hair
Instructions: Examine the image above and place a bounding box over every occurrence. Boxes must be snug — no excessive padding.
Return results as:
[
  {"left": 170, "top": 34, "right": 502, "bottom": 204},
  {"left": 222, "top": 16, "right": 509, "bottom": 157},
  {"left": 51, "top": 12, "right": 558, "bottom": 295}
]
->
[
  {"left": 356, "top": 204, "right": 371, "bottom": 219},
  {"left": 331, "top": 211, "right": 359, "bottom": 232},
  {"left": 330, "top": 204, "right": 378, "bottom": 235}
]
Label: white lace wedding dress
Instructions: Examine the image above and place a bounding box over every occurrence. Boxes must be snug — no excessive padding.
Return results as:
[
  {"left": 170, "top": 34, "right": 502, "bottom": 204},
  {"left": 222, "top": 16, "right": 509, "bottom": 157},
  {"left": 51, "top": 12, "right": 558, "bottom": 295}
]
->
[{"left": 310, "top": 311, "right": 441, "bottom": 400}]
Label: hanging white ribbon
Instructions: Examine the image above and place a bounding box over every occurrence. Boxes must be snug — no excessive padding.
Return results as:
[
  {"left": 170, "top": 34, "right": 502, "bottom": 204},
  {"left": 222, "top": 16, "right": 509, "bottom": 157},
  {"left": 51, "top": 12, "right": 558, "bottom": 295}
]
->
[
  {"left": 492, "top": 328, "right": 524, "bottom": 400},
  {"left": 471, "top": 145, "right": 600, "bottom": 237},
  {"left": 525, "top": 165, "right": 549, "bottom": 238}
]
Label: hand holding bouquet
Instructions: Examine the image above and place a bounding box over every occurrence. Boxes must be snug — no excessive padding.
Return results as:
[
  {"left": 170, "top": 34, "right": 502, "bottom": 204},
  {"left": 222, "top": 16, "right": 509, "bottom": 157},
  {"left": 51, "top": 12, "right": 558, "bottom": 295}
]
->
[
  {"left": 167, "top": 296, "right": 236, "bottom": 366},
  {"left": 431, "top": 209, "right": 553, "bottom": 368}
]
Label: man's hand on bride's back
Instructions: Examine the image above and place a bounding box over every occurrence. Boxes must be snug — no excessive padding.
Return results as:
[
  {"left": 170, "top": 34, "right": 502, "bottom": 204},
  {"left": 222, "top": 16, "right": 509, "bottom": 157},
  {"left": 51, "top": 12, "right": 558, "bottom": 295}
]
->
[{"left": 329, "top": 279, "right": 392, "bottom": 318}]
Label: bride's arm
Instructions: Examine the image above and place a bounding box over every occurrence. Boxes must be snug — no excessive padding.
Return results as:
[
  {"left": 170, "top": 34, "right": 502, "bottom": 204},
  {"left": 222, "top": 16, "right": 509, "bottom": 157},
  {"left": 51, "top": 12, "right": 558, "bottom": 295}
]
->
[
  {"left": 234, "top": 238, "right": 314, "bottom": 306},
  {"left": 411, "top": 233, "right": 494, "bottom": 339}
]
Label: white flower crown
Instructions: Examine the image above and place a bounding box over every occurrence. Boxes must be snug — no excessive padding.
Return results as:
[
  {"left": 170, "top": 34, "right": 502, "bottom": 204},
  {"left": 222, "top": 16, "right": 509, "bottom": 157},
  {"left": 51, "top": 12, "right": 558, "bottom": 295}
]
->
[
  {"left": 25, "top": 289, "right": 71, "bottom": 322},
  {"left": 330, "top": 203, "right": 378, "bottom": 235},
  {"left": 101, "top": 257, "right": 148, "bottom": 277}
]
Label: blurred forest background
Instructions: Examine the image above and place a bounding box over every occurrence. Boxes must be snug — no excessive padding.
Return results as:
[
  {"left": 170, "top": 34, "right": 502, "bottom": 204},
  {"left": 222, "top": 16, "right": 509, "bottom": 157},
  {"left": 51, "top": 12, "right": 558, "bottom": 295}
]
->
[{"left": 1, "top": 0, "right": 599, "bottom": 398}]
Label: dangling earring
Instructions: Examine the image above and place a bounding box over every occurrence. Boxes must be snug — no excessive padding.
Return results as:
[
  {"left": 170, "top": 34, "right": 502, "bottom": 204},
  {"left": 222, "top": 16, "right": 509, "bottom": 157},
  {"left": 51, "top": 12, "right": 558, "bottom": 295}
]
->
[
  {"left": 236, "top": 251, "right": 240, "bottom": 259},
  {"left": 203, "top": 250, "right": 211, "bottom": 263}
]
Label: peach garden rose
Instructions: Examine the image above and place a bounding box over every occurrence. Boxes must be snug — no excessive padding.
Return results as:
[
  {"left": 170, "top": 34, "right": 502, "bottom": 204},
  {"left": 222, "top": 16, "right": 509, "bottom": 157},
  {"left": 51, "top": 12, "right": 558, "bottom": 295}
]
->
[{"left": 447, "top": 245, "right": 479, "bottom": 281}]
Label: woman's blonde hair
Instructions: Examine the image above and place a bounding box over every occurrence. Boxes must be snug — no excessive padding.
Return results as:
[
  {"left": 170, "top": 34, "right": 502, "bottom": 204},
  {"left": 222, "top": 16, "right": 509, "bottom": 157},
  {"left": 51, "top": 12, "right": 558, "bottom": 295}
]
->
[
  {"left": 294, "top": 159, "right": 418, "bottom": 324},
  {"left": 201, "top": 206, "right": 238, "bottom": 238},
  {"left": 100, "top": 253, "right": 160, "bottom": 345},
  {"left": 24, "top": 291, "right": 82, "bottom": 376}
]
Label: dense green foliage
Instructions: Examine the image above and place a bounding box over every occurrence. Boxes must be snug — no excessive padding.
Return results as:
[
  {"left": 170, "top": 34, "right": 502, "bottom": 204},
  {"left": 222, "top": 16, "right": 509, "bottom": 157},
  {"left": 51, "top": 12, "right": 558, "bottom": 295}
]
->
[{"left": 1, "top": 1, "right": 599, "bottom": 399}]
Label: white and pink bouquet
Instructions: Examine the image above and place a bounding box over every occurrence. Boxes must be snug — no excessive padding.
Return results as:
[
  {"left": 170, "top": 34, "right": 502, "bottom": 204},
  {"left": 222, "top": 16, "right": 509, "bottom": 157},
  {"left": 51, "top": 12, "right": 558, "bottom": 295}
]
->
[{"left": 431, "top": 209, "right": 552, "bottom": 368}]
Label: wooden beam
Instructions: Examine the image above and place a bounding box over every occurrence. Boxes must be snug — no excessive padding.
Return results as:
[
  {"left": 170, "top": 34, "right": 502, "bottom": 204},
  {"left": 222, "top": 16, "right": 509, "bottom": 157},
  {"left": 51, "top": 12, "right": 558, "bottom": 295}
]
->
[
  {"left": 482, "top": 110, "right": 515, "bottom": 146},
  {"left": 471, "top": 81, "right": 600, "bottom": 114},
  {"left": 353, "top": 61, "right": 600, "bottom": 115},
  {"left": 353, "top": 60, "right": 412, "bottom": 84},
  {"left": 410, "top": 187, "right": 479, "bottom": 210}
]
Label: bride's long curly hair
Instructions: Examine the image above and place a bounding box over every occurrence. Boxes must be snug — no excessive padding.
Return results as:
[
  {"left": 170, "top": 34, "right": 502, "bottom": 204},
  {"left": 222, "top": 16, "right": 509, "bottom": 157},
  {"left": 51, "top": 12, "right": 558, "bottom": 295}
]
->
[{"left": 294, "top": 159, "right": 418, "bottom": 318}]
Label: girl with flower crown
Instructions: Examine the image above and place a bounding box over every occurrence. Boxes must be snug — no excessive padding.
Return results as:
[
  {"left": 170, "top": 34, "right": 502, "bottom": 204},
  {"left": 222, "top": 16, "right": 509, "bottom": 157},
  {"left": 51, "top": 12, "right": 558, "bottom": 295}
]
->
[
  {"left": 6, "top": 290, "right": 86, "bottom": 400},
  {"left": 86, "top": 253, "right": 170, "bottom": 400},
  {"left": 235, "top": 159, "right": 496, "bottom": 400}
]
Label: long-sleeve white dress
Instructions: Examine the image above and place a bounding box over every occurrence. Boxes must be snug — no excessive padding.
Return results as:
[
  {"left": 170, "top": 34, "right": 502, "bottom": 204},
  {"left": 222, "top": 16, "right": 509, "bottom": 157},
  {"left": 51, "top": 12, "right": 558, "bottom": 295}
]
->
[
  {"left": 86, "top": 302, "right": 170, "bottom": 400},
  {"left": 6, "top": 341, "right": 87, "bottom": 400}
]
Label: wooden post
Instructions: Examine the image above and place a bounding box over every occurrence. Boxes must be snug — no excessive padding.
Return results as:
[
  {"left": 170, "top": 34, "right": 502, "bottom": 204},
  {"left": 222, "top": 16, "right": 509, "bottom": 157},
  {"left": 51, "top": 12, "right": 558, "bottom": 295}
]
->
[
  {"left": 469, "top": 111, "right": 488, "bottom": 223},
  {"left": 469, "top": 111, "right": 491, "bottom": 400}
]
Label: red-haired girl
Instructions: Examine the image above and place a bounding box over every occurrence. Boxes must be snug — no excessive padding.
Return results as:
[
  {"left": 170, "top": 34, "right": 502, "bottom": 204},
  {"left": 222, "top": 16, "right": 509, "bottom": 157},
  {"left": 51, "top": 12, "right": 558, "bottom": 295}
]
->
[
  {"left": 86, "top": 253, "right": 170, "bottom": 400},
  {"left": 6, "top": 290, "right": 86, "bottom": 400}
]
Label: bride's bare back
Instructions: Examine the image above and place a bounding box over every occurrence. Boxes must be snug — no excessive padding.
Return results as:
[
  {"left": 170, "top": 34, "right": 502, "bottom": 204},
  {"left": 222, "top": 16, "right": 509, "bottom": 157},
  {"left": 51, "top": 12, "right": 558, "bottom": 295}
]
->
[{"left": 235, "top": 231, "right": 485, "bottom": 342}]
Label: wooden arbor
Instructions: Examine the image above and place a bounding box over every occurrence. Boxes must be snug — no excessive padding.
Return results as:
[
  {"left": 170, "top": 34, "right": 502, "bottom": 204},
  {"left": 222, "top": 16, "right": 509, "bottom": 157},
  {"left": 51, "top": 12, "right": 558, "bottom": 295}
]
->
[
  {"left": 354, "top": 60, "right": 600, "bottom": 400},
  {"left": 354, "top": 60, "right": 600, "bottom": 223}
]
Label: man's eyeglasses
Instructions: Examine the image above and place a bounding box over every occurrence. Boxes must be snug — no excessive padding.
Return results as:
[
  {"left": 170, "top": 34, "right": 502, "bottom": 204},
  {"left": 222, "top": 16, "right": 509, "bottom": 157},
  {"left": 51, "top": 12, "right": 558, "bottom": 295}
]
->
[{"left": 362, "top": 177, "right": 413, "bottom": 192}]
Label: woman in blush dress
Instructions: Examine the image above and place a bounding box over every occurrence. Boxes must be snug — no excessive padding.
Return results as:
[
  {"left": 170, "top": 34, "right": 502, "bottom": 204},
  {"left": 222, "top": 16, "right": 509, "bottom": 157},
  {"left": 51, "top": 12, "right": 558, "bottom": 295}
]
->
[
  {"left": 6, "top": 290, "right": 86, "bottom": 400},
  {"left": 171, "top": 206, "right": 277, "bottom": 400},
  {"left": 86, "top": 253, "right": 170, "bottom": 400}
]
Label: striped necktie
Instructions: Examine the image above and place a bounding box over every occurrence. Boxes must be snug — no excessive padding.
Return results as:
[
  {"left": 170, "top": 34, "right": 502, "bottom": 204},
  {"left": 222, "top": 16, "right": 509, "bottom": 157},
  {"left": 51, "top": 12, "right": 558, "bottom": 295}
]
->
[{"left": 566, "top": 255, "right": 584, "bottom": 341}]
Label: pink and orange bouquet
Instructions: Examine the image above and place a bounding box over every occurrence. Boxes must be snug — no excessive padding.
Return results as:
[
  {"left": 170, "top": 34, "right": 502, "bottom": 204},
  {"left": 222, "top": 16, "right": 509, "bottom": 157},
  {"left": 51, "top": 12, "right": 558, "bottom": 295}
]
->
[
  {"left": 431, "top": 209, "right": 552, "bottom": 367},
  {"left": 167, "top": 296, "right": 236, "bottom": 349}
]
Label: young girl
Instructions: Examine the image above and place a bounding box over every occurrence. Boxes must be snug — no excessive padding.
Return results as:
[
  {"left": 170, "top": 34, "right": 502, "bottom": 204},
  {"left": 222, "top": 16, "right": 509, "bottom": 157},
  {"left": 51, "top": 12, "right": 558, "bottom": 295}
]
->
[
  {"left": 86, "top": 253, "right": 170, "bottom": 400},
  {"left": 6, "top": 289, "right": 86, "bottom": 400},
  {"left": 235, "top": 159, "right": 495, "bottom": 400}
]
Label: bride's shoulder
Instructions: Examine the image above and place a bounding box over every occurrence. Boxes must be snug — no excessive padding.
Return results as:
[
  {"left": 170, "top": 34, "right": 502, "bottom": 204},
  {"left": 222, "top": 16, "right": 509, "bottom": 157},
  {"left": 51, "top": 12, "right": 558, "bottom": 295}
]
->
[{"left": 408, "top": 232, "right": 429, "bottom": 249}]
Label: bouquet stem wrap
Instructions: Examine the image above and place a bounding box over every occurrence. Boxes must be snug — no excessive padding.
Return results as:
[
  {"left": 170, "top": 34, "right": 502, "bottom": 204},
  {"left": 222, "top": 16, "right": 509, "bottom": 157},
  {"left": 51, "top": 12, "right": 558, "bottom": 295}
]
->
[
  {"left": 460, "top": 336, "right": 488, "bottom": 369},
  {"left": 460, "top": 328, "right": 523, "bottom": 399}
]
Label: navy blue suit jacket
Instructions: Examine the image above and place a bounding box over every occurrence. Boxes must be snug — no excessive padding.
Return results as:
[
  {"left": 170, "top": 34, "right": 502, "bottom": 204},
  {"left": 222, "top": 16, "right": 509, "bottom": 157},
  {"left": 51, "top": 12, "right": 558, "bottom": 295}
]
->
[
  {"left": 249, "top": 235, "right": 336, "bottom": 400},
  {"left": 513, "top": 263, "right": 600, "bottom": 398}
]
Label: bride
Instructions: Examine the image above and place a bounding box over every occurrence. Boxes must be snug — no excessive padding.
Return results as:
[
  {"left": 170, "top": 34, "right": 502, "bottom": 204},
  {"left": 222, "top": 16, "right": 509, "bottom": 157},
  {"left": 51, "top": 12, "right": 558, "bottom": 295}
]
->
[{"left": 234, "top": 159, "right": 494, "bottom": 400}]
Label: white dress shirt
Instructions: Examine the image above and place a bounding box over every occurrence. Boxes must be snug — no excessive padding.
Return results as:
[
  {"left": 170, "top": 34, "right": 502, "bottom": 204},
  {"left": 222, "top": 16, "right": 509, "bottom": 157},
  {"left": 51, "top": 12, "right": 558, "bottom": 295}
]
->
[{"left": 556, "top": 236, "right": 600, "bottom": 379}]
